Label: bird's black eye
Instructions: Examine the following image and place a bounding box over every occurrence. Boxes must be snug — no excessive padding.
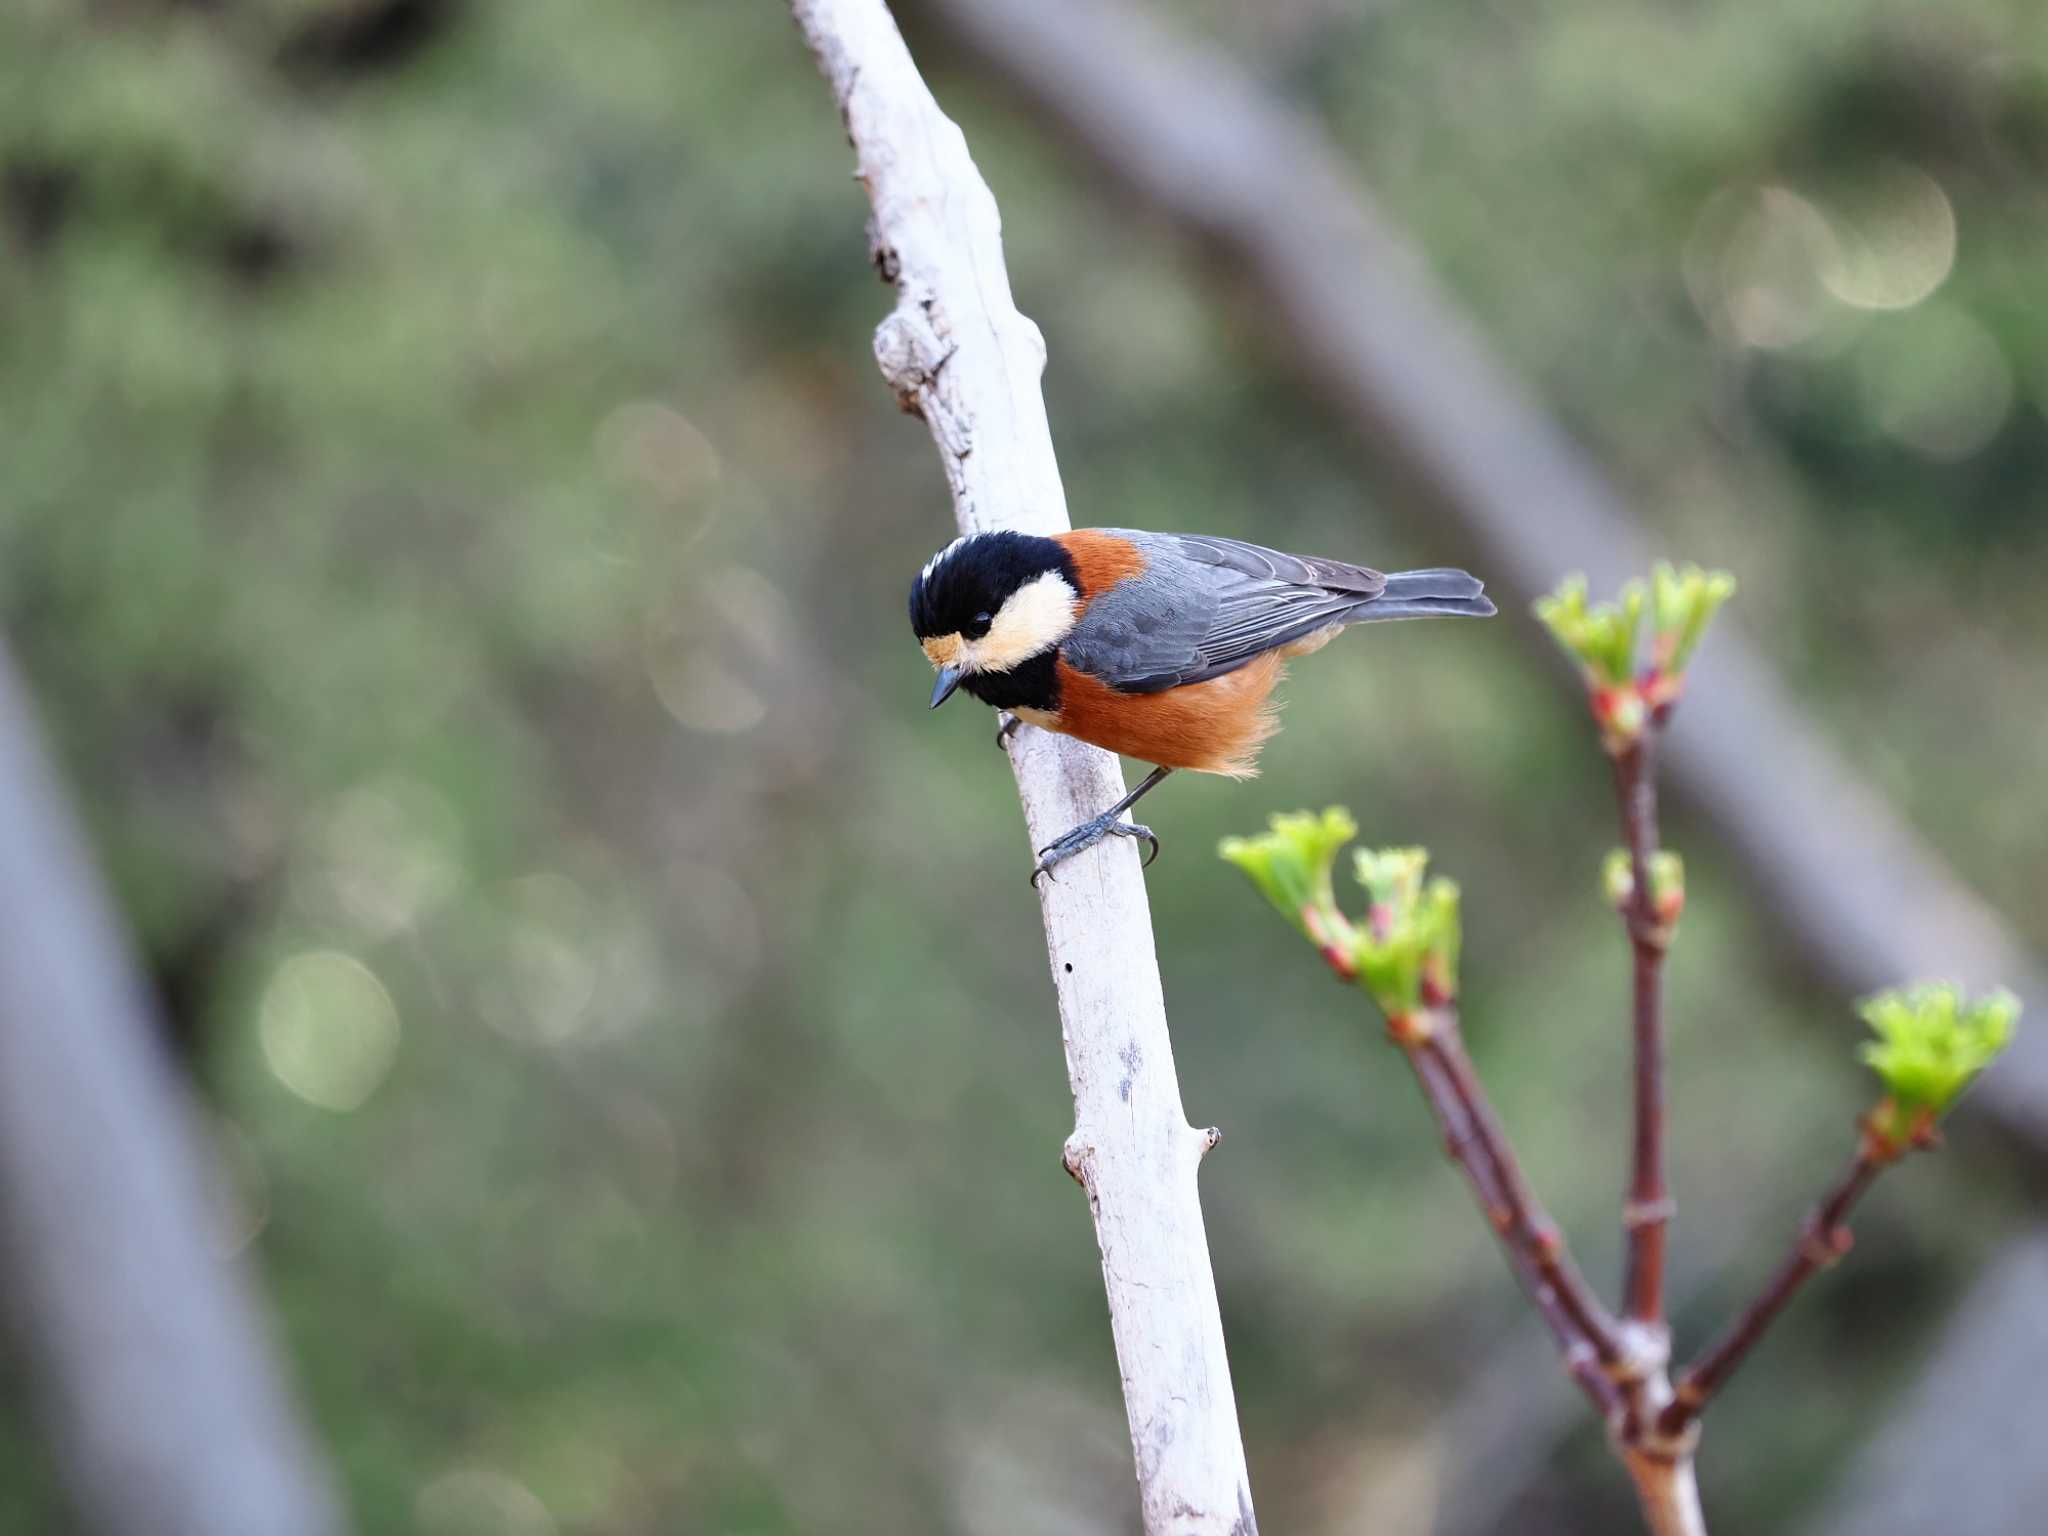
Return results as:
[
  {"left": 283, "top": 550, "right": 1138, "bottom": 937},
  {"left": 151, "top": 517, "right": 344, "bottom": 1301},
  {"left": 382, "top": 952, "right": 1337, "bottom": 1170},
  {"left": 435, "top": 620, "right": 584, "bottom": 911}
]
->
[{"left": 965, "top": 610, "right": 994, "bottom": 638}]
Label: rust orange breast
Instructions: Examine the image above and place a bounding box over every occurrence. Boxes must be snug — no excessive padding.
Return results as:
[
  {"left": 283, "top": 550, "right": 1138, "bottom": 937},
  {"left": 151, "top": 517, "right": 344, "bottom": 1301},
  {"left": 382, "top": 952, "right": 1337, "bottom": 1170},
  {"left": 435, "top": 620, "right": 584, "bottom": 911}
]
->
[{"left": 1043, "top": 654, "right": 1285, "bottom": 777}]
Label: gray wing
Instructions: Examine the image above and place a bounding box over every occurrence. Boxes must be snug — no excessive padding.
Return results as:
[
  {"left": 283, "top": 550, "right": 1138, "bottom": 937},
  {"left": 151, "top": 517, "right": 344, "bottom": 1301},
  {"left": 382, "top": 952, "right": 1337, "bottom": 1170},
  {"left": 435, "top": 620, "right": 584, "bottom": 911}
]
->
[{"left": 1060, "top": 530, "right": 1386, "bottom": 693}]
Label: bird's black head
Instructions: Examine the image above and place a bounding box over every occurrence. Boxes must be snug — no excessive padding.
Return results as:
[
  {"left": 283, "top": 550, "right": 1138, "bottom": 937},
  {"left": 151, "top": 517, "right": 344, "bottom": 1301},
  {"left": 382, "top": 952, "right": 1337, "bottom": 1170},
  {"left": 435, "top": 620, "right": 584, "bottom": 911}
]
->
[{"left": 909, "top": 531, "right": 1079, "bottom": 709}]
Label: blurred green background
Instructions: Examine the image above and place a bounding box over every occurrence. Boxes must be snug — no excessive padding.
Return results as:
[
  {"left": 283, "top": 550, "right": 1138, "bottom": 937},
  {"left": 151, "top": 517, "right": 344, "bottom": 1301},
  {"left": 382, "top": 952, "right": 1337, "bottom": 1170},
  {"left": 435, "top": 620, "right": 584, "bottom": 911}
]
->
[{"left": 1, "top": 0, "right": 2043, "bottom": 1531}]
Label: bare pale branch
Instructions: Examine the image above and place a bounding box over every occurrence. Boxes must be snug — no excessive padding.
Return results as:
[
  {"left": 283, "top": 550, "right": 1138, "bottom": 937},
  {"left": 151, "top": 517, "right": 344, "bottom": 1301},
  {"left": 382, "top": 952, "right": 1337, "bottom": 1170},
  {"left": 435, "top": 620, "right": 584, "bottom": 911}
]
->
[{"left": 788, "top": 3, "right": 1257, "bottom": 1528}]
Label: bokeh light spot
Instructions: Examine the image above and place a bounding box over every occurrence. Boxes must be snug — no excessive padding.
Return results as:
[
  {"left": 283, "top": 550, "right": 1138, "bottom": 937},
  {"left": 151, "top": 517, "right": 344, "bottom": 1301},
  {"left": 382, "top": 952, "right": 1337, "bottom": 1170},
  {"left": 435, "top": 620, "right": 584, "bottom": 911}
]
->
[
  {"left": 704, "top": 562, "right": 790, "bottom": 661},
  {"left": 469, "top": 874, "right": 601, "bottom": 1045},
  {"left": 306, "top": 776, "right": 463, "bottom": 939},
  {"left": 1858, "top": 305, "right": 2012, "bottom": 461},
  {"left": 415, "top": 1468, "right": 557, "bottom": 1536},
  {"left": 596, "top": 399, "right": 721, "bottom": 503},
  {"left": 1685, "top": 185, "right": 1839, "bottom": 351},
  {"left": 641, "top": 565, "right": 783, "bottom": 734},
  {"left": 1818, "top": 162, "right": 1957, "bottom": 313},
  {"left": 259, "top": 951, "right": 402, "bottom": 1112},
  {"left": 643, "top": 638, "right": 767, "bottom": 734}
]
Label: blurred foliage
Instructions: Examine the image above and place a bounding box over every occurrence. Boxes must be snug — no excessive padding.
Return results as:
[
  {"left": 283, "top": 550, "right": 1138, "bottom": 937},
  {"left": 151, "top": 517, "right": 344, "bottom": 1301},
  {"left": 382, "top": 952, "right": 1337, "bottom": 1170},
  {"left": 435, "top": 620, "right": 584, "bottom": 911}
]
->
[{"left": 0, "top": 0, "right": 2041, "bottom": 1532}]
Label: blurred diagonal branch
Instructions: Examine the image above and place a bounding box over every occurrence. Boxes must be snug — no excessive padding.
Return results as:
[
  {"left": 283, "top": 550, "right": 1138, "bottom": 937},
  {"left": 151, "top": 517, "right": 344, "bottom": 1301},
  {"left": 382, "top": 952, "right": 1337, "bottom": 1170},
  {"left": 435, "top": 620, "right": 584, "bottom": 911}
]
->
[
  {"left": 914, "top": 0, "right": 2048, "bottom": 1159},
  {"left": 1808, "top": 1232, "right": 2048, "bottom": 1536},
  {"left": 0, "top": 644, "right": 343, "bottom": 1536},
  {"left": 787, "top": 2, "right": 1258, "bottom": 1530}
]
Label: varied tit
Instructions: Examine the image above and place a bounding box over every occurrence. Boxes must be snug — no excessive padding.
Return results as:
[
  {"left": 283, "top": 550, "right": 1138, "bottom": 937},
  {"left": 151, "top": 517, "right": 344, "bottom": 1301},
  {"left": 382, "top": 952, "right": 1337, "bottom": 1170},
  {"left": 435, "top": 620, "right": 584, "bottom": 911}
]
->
[{"left": 909, "top": 527, "right": 1495, "bottom": 882}]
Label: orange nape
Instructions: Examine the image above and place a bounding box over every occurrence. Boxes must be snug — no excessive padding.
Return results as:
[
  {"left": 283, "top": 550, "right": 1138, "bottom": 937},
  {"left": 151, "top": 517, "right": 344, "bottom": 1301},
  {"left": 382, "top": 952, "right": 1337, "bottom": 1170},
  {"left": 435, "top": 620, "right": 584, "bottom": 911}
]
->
[
  {"left": 1025, "top": 653, "right": 1288, "bottom": 776},
  {"left": 1055, "top": 530, "right": 1149, "bottom": 606}
]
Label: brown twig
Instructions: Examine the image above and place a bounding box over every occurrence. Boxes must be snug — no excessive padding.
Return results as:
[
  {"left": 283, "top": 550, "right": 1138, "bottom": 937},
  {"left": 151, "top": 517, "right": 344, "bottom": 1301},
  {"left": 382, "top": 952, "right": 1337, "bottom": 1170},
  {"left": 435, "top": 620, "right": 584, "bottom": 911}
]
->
[
  {"left": 1612, "top": 732, "right": 1672, "bottom": 1326},
  {"left": 1658, "top": 1138, "right": 1893, "bottom": 1437},
  {"left": 1430, "top": 1021, "right": 1626, "bottom": 1366},
  {"left": 1386, "top": 1007, "right": 1625, "bottom": 1415}
]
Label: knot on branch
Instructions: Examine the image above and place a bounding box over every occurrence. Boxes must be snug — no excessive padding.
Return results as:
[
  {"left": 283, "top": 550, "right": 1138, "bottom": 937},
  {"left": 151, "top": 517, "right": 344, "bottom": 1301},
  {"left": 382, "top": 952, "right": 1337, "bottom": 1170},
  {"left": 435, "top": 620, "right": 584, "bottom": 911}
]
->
[
  {"left": 1623, "top": 1195, "right": 1678, "bottom": 1230},
  {"left": 1014, "top": 311, "right": 1049, "bottom": 371},
  {"left": 1606, "top": 1320, "right": 1673, "bottom": 1386},
  {"left": 873, "top": 298, "right": 958, "bottom": 417},
  {"left": 1627, "top": 918, "right": 1675, "bottom": 955},
  {"left": 864, "top": 215, "right": 900, "bottom": 283},
  {"left": 1625, "top": 1415, "right": 1703, "bottom": 1470},
  {"left": 1798, "top": 1219, "right": 1854, "bottom": 1269}
]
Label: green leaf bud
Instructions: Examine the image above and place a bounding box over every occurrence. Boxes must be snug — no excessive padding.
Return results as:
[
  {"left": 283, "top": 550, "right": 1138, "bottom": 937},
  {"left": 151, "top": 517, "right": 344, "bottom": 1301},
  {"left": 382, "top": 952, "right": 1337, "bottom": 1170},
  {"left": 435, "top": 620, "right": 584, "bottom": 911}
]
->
[
  {"left": 1219, "top": 809, "right": 1360, "bottom": 965},
  {"left": 1534, "top": 574, "right": 1645, "bottom": 693},
  {"left": 1648, "top": 562, "right": 1736, "bottom": 677},
  {"left": 1857, "top": 984, "right": 2018, "bottom": 1147},
  {"left": 1603, "top": 848, "right": 1686, "bottom": 937},
  {"left": 1602, "top": 848, "right": 1634, "bottom": 909},
  {"left": 1648, "top": 850, "right": 1685, "bottom": 926},
  {"left": 1350, "top": 848, "right": 1463, "bottom": 1018},
  {"left": 1354, "top": 846, "right": 1430, "bottom": 914}
]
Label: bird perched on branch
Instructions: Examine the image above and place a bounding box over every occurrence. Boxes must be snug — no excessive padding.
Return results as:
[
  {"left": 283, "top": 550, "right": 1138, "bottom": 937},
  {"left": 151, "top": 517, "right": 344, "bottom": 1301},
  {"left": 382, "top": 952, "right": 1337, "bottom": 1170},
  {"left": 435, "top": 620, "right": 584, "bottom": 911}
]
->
[{"left": 910, "top": 528, "right": 1494, "bottom": 882}]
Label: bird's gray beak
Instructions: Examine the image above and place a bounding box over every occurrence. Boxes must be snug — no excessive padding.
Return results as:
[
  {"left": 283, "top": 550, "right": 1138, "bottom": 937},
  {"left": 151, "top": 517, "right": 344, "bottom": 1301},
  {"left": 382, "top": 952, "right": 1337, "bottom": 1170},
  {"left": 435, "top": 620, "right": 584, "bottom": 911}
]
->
[{"left": 929, "top": 668, "right": 965, "bottom": 709}]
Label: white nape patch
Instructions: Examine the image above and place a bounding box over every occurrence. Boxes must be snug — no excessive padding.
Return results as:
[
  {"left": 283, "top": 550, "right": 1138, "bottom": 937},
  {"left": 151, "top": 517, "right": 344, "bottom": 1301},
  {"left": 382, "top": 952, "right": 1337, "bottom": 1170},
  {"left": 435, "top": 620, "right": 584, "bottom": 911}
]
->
[
  {"left": 920, "top": 535, "right": 972, "bottom": 583},
  {"left": 959, "top": 568, "right": 1079, "bottom": 673}
]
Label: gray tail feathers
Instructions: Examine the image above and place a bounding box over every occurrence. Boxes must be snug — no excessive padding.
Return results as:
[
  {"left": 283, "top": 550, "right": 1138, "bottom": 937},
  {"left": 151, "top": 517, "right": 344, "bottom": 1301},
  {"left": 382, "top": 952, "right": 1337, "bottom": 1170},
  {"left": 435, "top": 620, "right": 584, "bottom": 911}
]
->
[{"left": 1354, "top": 567, "right": 1496, "bottom": 622}]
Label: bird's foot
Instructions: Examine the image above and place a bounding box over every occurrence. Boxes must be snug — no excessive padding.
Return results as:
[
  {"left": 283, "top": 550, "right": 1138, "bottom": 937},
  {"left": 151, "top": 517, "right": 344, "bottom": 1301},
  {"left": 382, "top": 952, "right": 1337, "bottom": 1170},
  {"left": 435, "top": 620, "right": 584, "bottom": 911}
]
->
[
  {"left": 1030, "top": 813, "right": 1160, "bottom": 886},
  {"left": 995, "top": 713, "right": 1024, "bottom": 751}
]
